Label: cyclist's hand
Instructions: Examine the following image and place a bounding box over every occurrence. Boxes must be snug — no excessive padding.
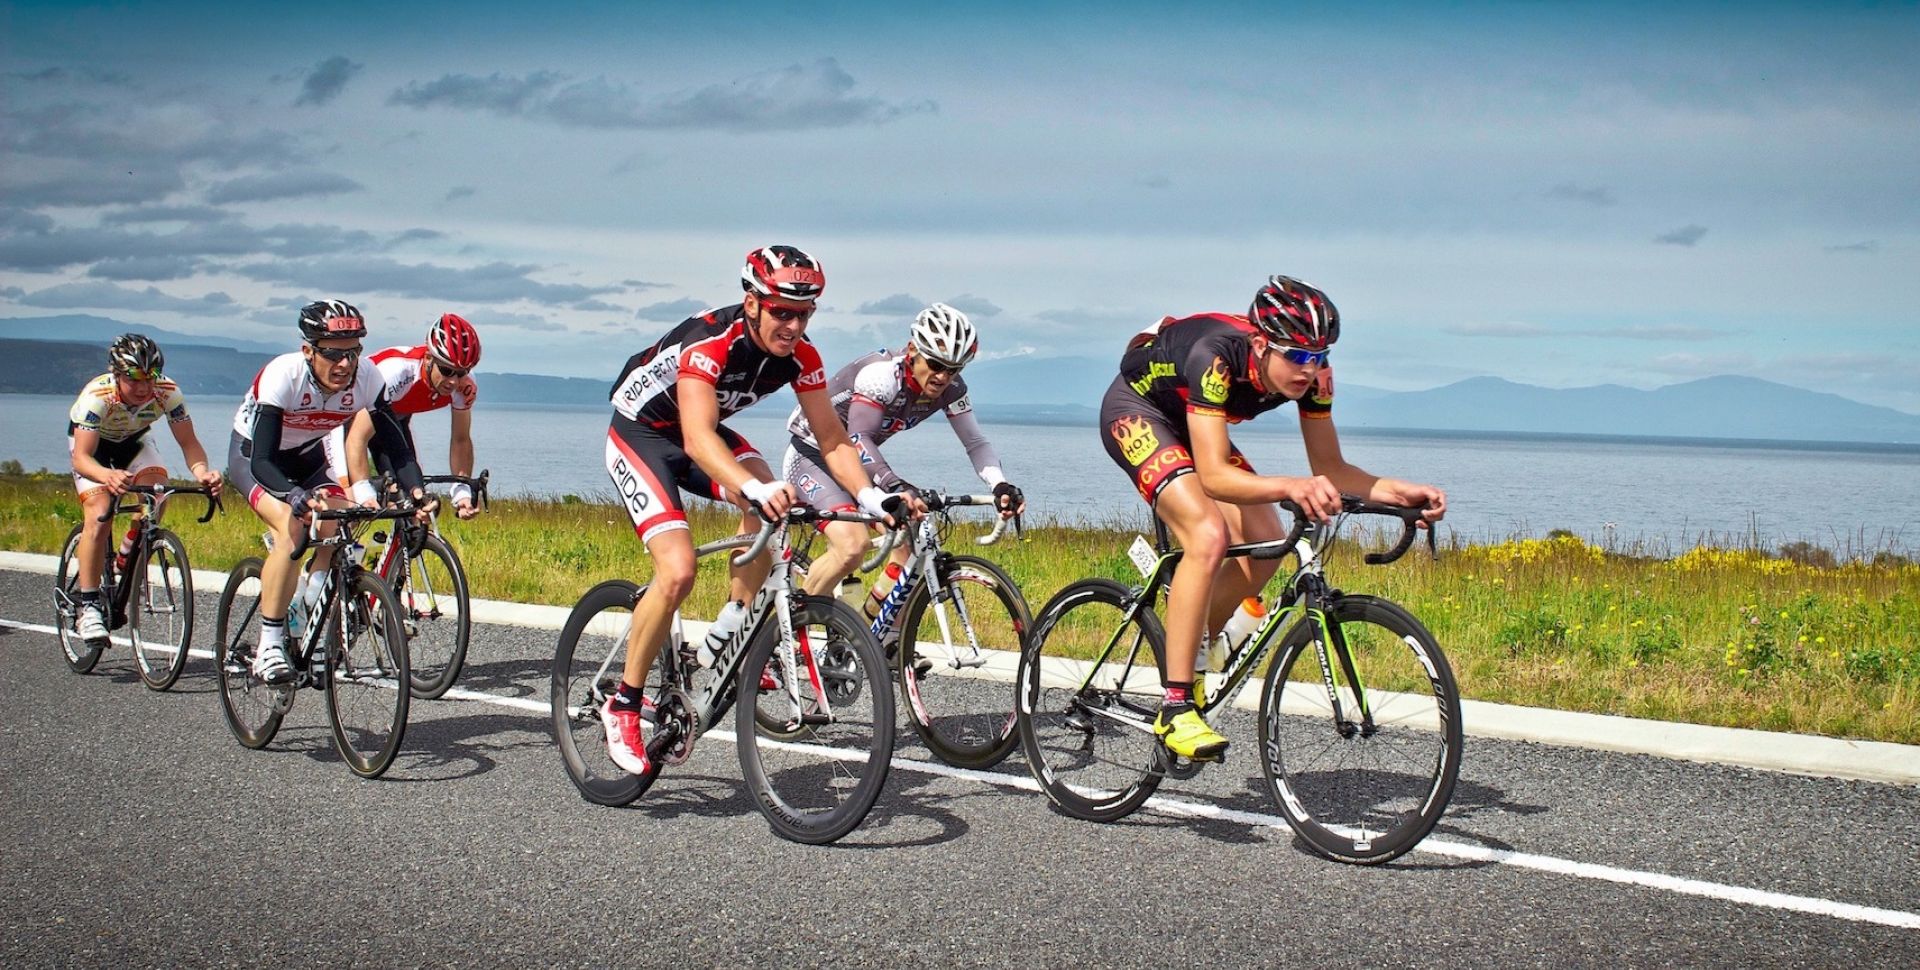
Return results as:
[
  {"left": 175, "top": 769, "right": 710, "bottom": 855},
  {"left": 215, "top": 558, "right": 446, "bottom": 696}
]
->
[
  {"left": 195, "top": 467, "right": 224, "bottom": 499},
  {"left": 453, "top": 497, "right": 480, "bottom": 520},
  {"left": 1394, "top": 482, "right": 1447, "bottom": 527},
  {"left": 100, "top": 468, "right": 132, "bottom": 496},
  {"left": 285, "top": 486, "right": 313, "bottom": 521},
  {"left": 856, "top": 485, "right": 909, "bottom": 528},
  {"left": 992, "top": 481, "right": 1026, "bottom": 519},
  {"left": 741, "top": 479, "right": 794, "bottom": 521},
  {"left": 1277, "top": 475, "right": 1341, "bottom": 522},
  {"left": 408, "top": 487, "right": 438, "bottom": 525}
]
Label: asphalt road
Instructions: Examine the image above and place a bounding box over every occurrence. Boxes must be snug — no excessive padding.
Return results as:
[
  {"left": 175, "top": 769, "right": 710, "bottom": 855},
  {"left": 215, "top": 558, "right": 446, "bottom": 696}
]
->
[{"left": 2, "top": 566, "right": 1916, "bottom": 968}]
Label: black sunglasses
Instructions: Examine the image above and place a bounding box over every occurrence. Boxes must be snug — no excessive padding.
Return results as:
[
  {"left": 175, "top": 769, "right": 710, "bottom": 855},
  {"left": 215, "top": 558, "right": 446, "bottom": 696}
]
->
[
  {"left": 924, "top": 358, "right": 963, "bottom": 375},
  {"left": 308, "top": 343, "right": 363, "bottom": 362},
  {"left": 433, "top": 360, "right": 471, "bottom": 379},
  {"left": 762, "top": 304, "right": 813, "bottom": 323}
]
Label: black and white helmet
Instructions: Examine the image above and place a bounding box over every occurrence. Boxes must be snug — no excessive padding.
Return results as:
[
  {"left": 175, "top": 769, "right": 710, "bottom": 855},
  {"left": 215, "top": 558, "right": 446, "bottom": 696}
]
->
[
  {"left": 297, "top": 299, "right": 367, "bottom": 341},
  {"left": 909, "top": 303, "right": 978, "bottom": 369},
  {"left": 107, "top": 333, "right": 164, "bottom": 378}
]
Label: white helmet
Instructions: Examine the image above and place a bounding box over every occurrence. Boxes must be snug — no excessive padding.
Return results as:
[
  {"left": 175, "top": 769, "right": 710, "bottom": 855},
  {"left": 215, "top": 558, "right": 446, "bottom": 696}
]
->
[{"left": 909, "top": 303, "right": 978, "bottom": 369}]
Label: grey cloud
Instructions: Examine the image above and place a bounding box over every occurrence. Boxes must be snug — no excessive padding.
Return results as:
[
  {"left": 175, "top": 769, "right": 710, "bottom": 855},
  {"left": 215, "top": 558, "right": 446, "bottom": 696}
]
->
[
  {"left": 622, "top": 279, "right": 668, "bottom": 290},
  {"left": 390, "top": 59, "right": 932, "bottom": 131},
  {"left": 636, "top": 297, "right": 709, "bottom": 321},
  {"left": 385, "top": 228, "right": 445, "bottom": 248},
  {"left": 1824, "top": 240, "right": 1879, "bottom": 254},
  {"left": 0, "top": 166, "right": 186, "bottom": 208},
  {"left": 17, "top": 281, "right": 236, "bottom": 314},
  {"left": 1655, "top": 225, "right": 1709, "bottom": 246},
  {"left": 0, "top": 220, "right": 393, "bottom": 272},
  {"left": 1548, "top": 183, "right": 1617, "bottom": 206},
  {"left": 1603, "top": 325, "right": 1725, "bottom": 341},
  {"left": 296, "top": 56, "right": 362, "bottom": 107},
  {"left": 5, "top": 100, "right": 299, "bottom": 170},
  {"left": 86, "top": 255, "right": 205, "bottom": 281},
  {"left": 1448, "top": 322, "right": 1725, "bottom": 341},
  {"left": 101, "top": 205, "right": 234, "bottom": 225},
  {"left": 479, "top": 310, "right": 569, "bottom": 333},
  {"left": 572, "top": 299, "right": 626, "bottom": 313},
  {"left": 943, "top": 294, "right": 1002, "bottom": 318},
  {"left": 1, "top": 286, "right": 23, "bottom": 299},
  {"left": 235, "top": 256, "right": 618, "bottom": 304},
  {"left": 443, "top": 186, "right": 477, "bottom": 203},
  {"left": 2, "top": 208, "right": 57, "bottom": 233},
  {"left": 5, "top": 66, "right": 133, "bottom": 87},
  {"left": 1134, "top": 174, "right": 1173, "bottom": 190},
  {"left": 206, "top": 171, "right": 364, "bottom": 204},
  {"left": 855, "top": 294, "right": 924, "bottom": 316}
]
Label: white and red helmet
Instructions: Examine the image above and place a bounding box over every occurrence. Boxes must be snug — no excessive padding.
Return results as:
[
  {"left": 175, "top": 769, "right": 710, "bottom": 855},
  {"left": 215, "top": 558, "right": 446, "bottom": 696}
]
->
[
  {"left": 741, "top": 245, "right": 825, "bottom": 303},
  {"left": 427, "top": 313, "right": 482, "bottom": 370}
]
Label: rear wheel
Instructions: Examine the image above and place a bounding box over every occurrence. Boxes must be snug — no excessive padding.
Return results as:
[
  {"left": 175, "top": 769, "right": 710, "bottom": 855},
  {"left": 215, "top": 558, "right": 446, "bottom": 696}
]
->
[
  {"left": 551, "top": 580, "right": 659, "bottom": 806},
  {"left": 323, "top": 572, "right": 411, "bottom": 778},
  {"left": 1259, "top": 594, "right": 1463, "bottom": 864},
  {"left": 1016, "top": 578, "right": 1166, "bottom": 822},
  {"left": 897, "top": 555, "right": 1028, "bottom": 769},
  {"left": 394, "top": 533, "right": 470, "bottom": 700},
  {"left": 215, "top": 557, "right": 288, "bottom": 749},
  {"left": 737, "top": 596, "right": 893, "bottom": 844},
  {"left": 54, "top": 526, "right": 103, "bottom": 674},
  {"left": 130, "top": 529, "right": 195, "bottom": 691}
]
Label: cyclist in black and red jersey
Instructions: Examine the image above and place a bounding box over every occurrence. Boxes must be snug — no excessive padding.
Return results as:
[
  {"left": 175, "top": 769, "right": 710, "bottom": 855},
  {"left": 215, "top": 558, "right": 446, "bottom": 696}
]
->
[
  {"left": 328, "top": 313, "right": 486, "bottom": 519},
  {"left": 598, "top": 245, "right": 913, "bottom": 776},
  {"left": 1100, "top": 276, "right": 1446, "bottom": 759}
]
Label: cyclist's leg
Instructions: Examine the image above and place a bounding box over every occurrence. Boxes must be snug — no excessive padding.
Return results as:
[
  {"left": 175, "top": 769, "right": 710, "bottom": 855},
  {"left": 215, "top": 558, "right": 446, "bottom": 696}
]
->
[
  {"left": 1207, "top": 472, "right": 1283, "bottom": 631},
  {"left": 684, "top": 425, "right": 776, "bottom": 599},
  {"left": 1152, "top": 475, "right": 1229, "bottom": 691},
  {"left": 69, "top": 434, "right": 142, "bottom": 592},
  {"left": 784, "top": 450, "right": 865, "bottom": 597}
]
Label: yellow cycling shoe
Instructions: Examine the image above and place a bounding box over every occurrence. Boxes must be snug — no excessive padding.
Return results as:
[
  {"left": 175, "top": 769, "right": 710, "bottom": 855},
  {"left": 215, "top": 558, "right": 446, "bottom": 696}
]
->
[{"left": 1153, "top": 707, "right": 1229, "bottom": 760}]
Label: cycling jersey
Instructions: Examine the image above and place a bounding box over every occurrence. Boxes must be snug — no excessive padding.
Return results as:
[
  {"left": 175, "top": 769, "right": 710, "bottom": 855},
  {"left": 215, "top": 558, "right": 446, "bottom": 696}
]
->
[
  {"left": 228, "top": 352, "right": 418, "bottom": 507},
  {"left": 609, "top": 304, "right": 827, "bottom": 428},
  {"left": 367, "top": 345, "right": 477, "bottom": 416},
  {"left": 783, "top": 348, "right": 1005, "bottom": 504},
  {"left": 68, "top": 372, "right": 189, "bottom": 444}
]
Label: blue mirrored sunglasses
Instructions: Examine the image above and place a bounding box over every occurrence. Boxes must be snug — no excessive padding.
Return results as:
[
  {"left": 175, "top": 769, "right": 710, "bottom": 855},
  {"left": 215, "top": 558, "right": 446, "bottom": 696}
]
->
[{"left": 1279, "top": 347, "right": 1331, "bottom": 367}]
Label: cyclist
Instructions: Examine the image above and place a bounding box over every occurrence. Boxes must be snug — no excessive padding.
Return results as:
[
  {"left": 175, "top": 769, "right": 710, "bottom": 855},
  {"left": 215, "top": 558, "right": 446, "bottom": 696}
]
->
[
  {"left": 1100, "top": 275, "right": 1446, "bottom": 759},
  {"left": 599, "top": 244, "right": 913, "bottom": 776},
  {"left": 327, "top": 313, "right": 485, "bottom": 519},
  {"left": 782, "top": 302, "right": 1025, "bottom": 605},
  {"left": 64, "top": 334, "right": 224, "bottom": 645},
  {"left": 228, "top": 300, "right": 432, "bottom": 685}
]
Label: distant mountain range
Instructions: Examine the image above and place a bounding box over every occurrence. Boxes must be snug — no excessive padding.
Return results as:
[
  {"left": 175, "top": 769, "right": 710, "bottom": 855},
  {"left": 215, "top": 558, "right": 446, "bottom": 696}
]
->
[{"left": 6, "top": 315, "right": 1919, "bottom": 444}]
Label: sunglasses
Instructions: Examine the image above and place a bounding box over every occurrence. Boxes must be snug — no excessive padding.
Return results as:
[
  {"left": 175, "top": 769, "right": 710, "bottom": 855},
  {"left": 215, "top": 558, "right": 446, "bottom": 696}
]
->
[
  {"left": 117, "top": 369, "right": 161, "bottom": 382},
  {"left": 923, "top": 358, "right": 963, "bottom": 375},
  {"left": 309, "top": 343, "right": 363, "bottom": 363},
  {"left": 1278, "top": 347, "right": 1331, "bottom": 367},
  {"left": 433, "top": 361, "right": 472, "bottom": 379},
  {"left": 762, "top": 303, "right": 814, "bottom": 323}
]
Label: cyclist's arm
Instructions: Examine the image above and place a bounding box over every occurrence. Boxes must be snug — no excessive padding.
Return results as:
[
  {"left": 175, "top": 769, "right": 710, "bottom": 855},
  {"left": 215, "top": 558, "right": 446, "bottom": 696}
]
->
[
  {"left": 1188, "top": 411, "right": 1283, "bottom": 504},
  {"left": 164, "top": 416, "right": 222, "bottom": 490},
  {"left": 803, "top": 385, "right": 880, "bottom": 498},
  {"left": 68, "top": 427, "right": 125, "bottom": 487},
  {"left": 247, "top": 405, "right": 301, "bottom": 498},
  {"left": 944, "top": 407, "right": 1007, "bottom": 488},
  {"left": 448, "top": 401, "right": 475, "bottom": 478},
  {"left": 842, "top": 397, "right": 903, "bottom": 489},
  {"left": 1300, "top": 416, "right": 1446, "bottom": 522},
  {"left": 343, "top": 409, "right": 378, "bottom": 484},
  {"left": 676, "top": 376, "right": 760, "bottom": 496},
  {"left": 365, "top": 398, "right": 424, "bottom": 494}
]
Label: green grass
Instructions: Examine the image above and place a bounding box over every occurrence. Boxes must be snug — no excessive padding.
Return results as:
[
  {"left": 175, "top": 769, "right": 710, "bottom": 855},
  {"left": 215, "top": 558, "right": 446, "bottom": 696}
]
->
[{"left": 4, "top": 473, "right": 1915, "bottom": 745}]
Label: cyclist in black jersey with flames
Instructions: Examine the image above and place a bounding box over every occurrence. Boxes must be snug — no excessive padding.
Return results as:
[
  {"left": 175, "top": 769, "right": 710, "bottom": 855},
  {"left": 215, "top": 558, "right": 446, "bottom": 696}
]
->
[{"left": 1099, "top": 275, "right": 1447, "bottom": 759}]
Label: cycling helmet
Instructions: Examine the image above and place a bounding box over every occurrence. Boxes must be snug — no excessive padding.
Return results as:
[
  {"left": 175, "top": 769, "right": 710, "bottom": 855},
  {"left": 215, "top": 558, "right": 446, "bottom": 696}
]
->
[
  {"left": 1249, "top": 276, "right": 1339, "bottom": 350},
  {"left": 909, "top": 303, "right": 979, "bottom": 369},
  {"left": 107, "top": 333, "right": 164, "bottom": 377},
  {"left": 298, "top": 299, "right": 368, "bottom": 341},
  {"left": 426, "top": 313, "right": 482, "bottom": 369},
  {"left": 741, "top": 245, "right": 825, "bottom": 303}
]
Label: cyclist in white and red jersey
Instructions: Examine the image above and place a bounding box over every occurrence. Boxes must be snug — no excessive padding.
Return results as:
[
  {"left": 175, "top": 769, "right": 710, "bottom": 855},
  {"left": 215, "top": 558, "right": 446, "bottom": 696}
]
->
[
  {"left": 227, "top": 300, "right": 431, "bottom": 685},
  {"left": 596, "top": 245, "right": 916, "bottom": 776},
  {"left": 328, "top": 313, "right": 484, "bottom": 519},
  {"left": 64, "top": 334, "right": 224, "bottom": 645},
  {"left": 782, "top": 302, "right": 1025, "bottom": 601}
]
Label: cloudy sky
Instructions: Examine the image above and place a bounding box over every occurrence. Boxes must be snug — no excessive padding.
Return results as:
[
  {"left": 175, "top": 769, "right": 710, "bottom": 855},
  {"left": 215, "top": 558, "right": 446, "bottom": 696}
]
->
[{"left": 3, "top": 1, "right": 1916, "bottom": 411}]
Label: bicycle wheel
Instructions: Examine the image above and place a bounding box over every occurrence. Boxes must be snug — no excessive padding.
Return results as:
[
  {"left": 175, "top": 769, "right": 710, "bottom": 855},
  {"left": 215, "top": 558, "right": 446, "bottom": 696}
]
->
[
  {"left": 1259, "top": 594, "right": 1463, "bottom": 864},
  {"left": 53, "top": 525, "right": 104, "bottom": 674},
  {"left": 215, "top": 557, "right": 288, "bottom": 749},
  {"left": 394, "top": 533, "right": 471, "bottom": 700},
  {"left": 323, "top": 572, "right": 411, "bottom": 778},
  {"left": 130, "top": 529, "right": 195, "bottom": 691},
  {"left": 736, "top": 595, "right": 893, "bottom": 845},
  {"left": 1016, "top": 578, "right": 1166, "bottom": 822},
  {"left": 897, "top": 554, "right": 1029, "bottom": 769},
  {"left": 551, "top": 580, "right": 658, "bottom": 806}
]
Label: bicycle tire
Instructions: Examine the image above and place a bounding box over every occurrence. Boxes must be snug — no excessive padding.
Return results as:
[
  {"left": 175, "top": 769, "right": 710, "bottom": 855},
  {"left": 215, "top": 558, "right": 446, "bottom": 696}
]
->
[
  {"left": 54, "top": 525, "right": 104, "bottom": 674},
  {"left": 897, "top": 554, "right": 1029, "bottom": 769},
  {"left": 1016, "top": 578, "right": 1166, "bottom": 822},
  {"left": 1258, "top": 594, "right": 1463, "bottom": 864},
  {"left": 130, "top": 528, "right": 194, "bottom": 691},
  {"left": 215, "top": 557, "right": 288, "bottom": 749},
  {"left": 736, "top": 595, "right": 893, "bottom": 845},
  {"left": 323, "top": 571, "right": 411, "bottom": 778},
  {"left": 550, "top": 579, "right": 658, "bottom": 806},
  {"left": 394, "top": 533, "right": 471, "bottom": 700}
]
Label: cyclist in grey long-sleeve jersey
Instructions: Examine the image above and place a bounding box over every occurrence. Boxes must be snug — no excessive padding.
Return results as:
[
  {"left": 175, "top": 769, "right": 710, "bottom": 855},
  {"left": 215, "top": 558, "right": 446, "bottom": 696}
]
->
[{"left": 783, "top": 303, "right": 1026, "bottom": 600}]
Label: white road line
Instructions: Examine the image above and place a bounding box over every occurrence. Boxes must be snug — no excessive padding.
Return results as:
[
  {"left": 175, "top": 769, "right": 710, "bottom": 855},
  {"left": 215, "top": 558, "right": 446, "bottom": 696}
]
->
[{"left": 3, "top": 615, "right": 1916, "bottom": 932}]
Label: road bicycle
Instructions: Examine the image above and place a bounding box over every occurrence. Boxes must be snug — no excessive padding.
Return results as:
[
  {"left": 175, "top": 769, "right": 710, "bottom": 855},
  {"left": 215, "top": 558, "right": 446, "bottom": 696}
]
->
[
  {"left": 1015, "top": 496, "right": 1462, "bottom": 864},
  {"left": 53, "top": 483, "right": 220, "bottom": 689},
  {"left": 214, "top": 496, "right": 422, "bottom": 778},
  {"left": 364, "top": 471, "right": 489, "bottom": 699},
  {"left": 551, "top": 506, "right": 894, "bottom": 845},
  {"left": 800, "top": 490, "right": 1028, "bottom": 769}
]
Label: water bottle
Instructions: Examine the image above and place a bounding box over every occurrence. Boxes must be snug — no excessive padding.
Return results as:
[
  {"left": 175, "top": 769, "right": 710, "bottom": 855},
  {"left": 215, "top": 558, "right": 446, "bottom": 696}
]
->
[
  {"left": 862, "top": 562, "right": 904, "bottom": 621},
  {"left": 698, "top": 600, "right": 748, "bottom": 668},
  {"left": 112, "top": 525, "right": 138, "bottom": 573},
  {"left": 1209, "top": 598, "right": 1266, "bottom": 672}
]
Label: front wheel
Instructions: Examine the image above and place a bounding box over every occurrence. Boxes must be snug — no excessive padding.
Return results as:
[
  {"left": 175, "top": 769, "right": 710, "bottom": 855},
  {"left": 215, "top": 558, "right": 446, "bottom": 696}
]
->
[
  {"left": 323, "top": 572, "right": 411, "bottom": 778},
  {"left": 130, "top": 529, "right": 195, "bottom": 691},
  {"left": 393, "top": 534, "right": 471, "bottom": 700},
  {"left": 737, "top": 596, "right": 893, "bottom": 845},
  {"left": 1015, "top": 578, "right": 1167, "bottom": 823},
  {"left": 53, "top": 525, "right": 103, "bottom": 674},
  {"left": 897, "top": 555, "right": 1029, "bottom": 769},
  {"left": 550, "top": 580, "right": 659, "bottom": 806},
  {"left": 1259, "top": 594, "right": 1463, "bottom": 864},
  {"left": 215, "top": 557, "right": 288, "bottom": 749}
]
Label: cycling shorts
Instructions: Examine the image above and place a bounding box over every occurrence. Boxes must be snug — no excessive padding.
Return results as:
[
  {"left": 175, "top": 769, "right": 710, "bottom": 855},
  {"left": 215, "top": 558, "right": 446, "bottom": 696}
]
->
[
  {"left": 780, "top": 445, "right": 860, "bottom": 517},
  {"left": 604, "top": 417, "right": 761, "bottom": 544},
  {"left": 227, "top": 431, "right": 344, "bottom": 511},
  {"left": 69, "top": 433, "right": 165, "bottom": 496},
  {"left": 1099, "top": 375, "right": 1254, "bottom": 505}
]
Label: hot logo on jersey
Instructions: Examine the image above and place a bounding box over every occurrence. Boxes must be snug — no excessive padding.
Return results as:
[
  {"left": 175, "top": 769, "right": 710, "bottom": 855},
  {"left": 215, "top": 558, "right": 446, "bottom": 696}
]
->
[
  {"left": 1110, "top": 414, "right": 1159, "bottom": 466},
  {"left": 1200, "top": 356, "right": 1230, "bottom": 405}
]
